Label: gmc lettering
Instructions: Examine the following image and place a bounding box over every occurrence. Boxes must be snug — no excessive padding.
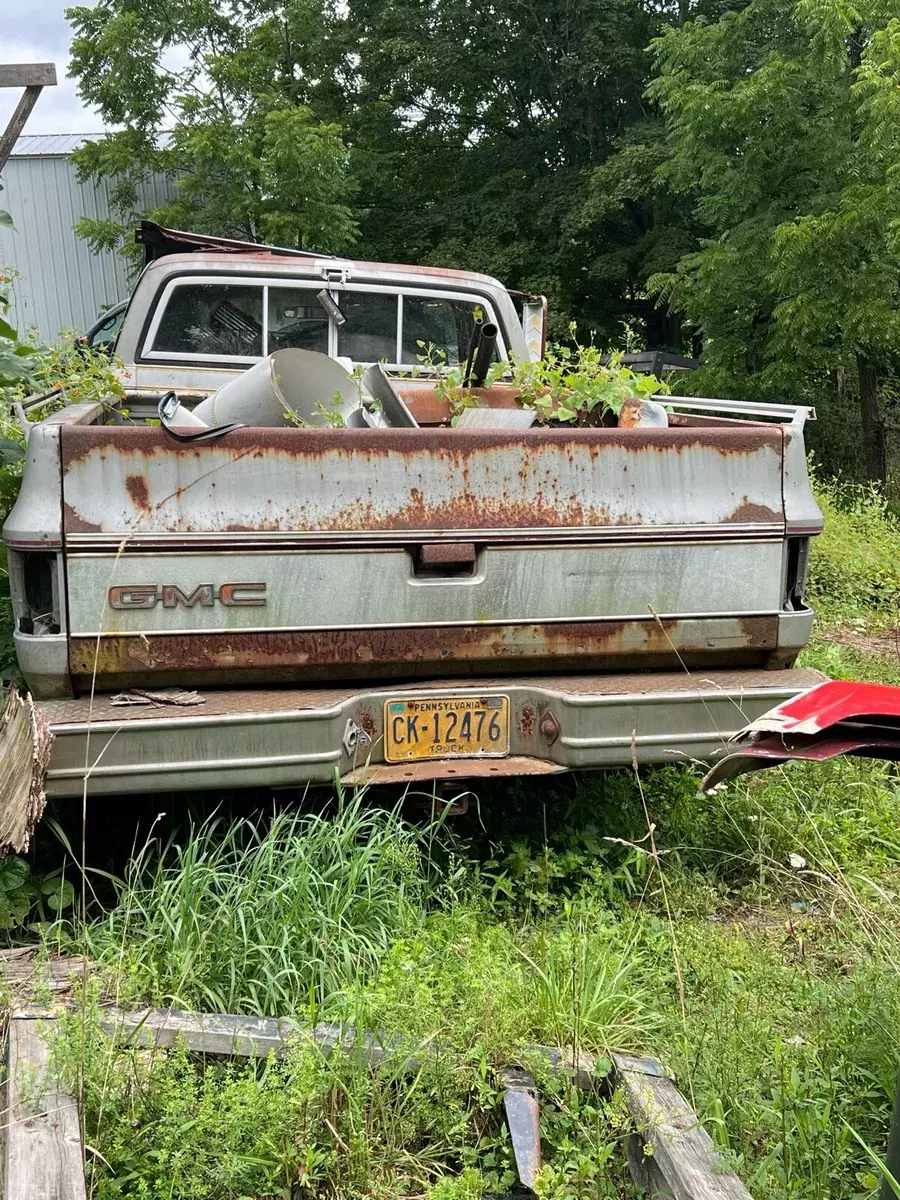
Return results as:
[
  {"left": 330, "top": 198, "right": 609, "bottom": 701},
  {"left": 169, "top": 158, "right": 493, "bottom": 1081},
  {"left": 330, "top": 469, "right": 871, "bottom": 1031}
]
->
[{"left": 108, "top": 583, "right": 267, "bottom": 609}]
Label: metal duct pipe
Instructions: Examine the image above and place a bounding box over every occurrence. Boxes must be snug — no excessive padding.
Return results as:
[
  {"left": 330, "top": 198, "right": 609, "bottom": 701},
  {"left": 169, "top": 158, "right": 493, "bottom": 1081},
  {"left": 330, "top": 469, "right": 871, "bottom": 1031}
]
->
[{"left": 469, "top": 323, "right": 498, "bottom": 388}]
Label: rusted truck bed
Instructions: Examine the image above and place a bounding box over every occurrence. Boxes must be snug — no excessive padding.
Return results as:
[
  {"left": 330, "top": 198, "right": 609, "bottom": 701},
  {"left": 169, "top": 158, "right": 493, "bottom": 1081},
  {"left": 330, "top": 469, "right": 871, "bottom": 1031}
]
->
[{"left": 5, "top": 384, "right": 824, "bottom": 790}]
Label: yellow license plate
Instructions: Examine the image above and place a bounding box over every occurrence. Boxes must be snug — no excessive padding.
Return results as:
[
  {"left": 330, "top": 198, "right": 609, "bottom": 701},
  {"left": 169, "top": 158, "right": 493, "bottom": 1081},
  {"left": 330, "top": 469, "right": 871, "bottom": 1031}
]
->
[{"left": 384, "top": 695, "right": 510, "bottom": 762}]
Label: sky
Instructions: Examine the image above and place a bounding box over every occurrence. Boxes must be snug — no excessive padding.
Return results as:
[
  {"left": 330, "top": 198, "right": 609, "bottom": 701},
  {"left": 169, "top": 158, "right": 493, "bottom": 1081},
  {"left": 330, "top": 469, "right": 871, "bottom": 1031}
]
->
[{"left": 0, "top": 1, "right": 102, "bottom": 138}]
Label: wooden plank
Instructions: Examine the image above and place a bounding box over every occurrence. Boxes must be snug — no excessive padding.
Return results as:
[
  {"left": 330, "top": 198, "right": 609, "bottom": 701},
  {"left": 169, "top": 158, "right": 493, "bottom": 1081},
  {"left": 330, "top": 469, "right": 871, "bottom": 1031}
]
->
[
  {"left": 95, "top": 1007, "right": 605, "bottom": 1084},
  {"left": 5, "top": 1016, "right": 86, "bottom": 1200},
  {"left": 0, "top": 87, "right": 42, "bottom": 173},
  {"left": 96, "top": 1008, "right": 401, "bottom": 1063},
  {"left": 0, "top": 687, "right": 53, "bottom": 854},
  {"left": 612, "top": 1052, "right": 752, "bottom": 1199},
  {"left": 0, "top": 951, "right": 90, "bottom": 1004},
  {"left": 498, "top": 1067, "right": 541, "bottom": 1189},
  {"left": 0, "top": 64, "right": 57, "bottom": 88}
]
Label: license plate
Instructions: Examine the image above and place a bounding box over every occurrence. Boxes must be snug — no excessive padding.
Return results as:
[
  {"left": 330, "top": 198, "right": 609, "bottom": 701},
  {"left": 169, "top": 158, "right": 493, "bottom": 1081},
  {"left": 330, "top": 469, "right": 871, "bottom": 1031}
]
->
[{"left": 383, "top": 695, "right": 510, "bottom": 762}]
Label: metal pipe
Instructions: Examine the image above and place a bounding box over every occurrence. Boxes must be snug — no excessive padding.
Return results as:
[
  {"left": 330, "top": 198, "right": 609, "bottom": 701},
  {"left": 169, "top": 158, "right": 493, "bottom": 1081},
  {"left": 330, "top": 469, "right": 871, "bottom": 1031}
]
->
[
  {"left": 462, "top": 318, "right": 483, "bottom": 388},
  {"left": 469, "top": 322, "right": 498, "bottom": 387}
]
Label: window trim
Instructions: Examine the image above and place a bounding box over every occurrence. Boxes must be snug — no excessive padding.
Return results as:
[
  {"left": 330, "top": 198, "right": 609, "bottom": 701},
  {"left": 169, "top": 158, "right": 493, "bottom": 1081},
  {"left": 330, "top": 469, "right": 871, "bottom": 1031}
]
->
[{"left": 140, "top": 275, "right": 508, "bottom": 368}]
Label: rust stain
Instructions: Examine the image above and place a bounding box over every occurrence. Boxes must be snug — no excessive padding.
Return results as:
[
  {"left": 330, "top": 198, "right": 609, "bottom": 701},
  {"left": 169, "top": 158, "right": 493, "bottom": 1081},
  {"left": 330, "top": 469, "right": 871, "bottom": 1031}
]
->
[
  {"left": 418, "top": 542, "right": 476, "bottom": 567},
  {"left": 726, "top": 497, "right": 782, "bottom": 524},
  {"left": 69, "top": 617, "right": 779, "bottom": 690},
  {"left": 58, "top": 423, "right": 784, "bottom": 536},
  {"left": 125, "top": 474, "right": 151, "bottom": 513},
  {"left": 356, "top": 706, "right": 377, "bottom": 740},
  {"left": 341, "top": 756, "right": 567, "bottom": 786},
  {"left": 59, "top": 423, "right": 783, "bottom": 468},
  {"left": 62, "top": 502, "right": 101, "bottom": 534},
  {"left": 519, "top": 704, "right": 536, "bottom": 739},
  {"left": 737, "top": 615, "right": 780, "bottom": 648},
  {"left": 174, "top": 248, "right": 500, "bottom": 285}
]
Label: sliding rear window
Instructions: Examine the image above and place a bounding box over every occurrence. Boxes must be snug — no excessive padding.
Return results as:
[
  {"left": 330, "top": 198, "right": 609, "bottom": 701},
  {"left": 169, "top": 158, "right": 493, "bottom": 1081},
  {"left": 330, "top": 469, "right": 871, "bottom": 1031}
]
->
[{"left": 143, "top": 278, "right": 506, "bottom": 366}]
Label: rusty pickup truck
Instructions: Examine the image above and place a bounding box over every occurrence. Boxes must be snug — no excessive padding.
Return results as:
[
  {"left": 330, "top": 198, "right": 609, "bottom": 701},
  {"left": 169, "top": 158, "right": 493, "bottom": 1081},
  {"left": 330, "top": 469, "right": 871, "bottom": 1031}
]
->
[{"left": 4, "top": 224, "right": 825, "bottom": 797}]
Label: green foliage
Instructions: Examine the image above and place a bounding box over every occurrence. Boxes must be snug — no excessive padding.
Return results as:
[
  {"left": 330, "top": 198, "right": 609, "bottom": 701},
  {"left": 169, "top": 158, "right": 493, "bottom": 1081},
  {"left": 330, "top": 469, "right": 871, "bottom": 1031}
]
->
[
  {"left": 807, "top": 473, "right": 900, "bottom": 621},
  {"left": 0, "top": 267, "right": 36, "bottom": 388},
  {"left": 0, "top": 274, "right": 128, "bottom": 677},
  {"left": 64, "top": 0, "right": 747, "bottom": 342},
  {"left": 510, "top": 342, "right": 666, "bottom": 424},
  {"left": 0, "top": 855, "right": 74, "bottom": 932},
  {"left": 69, "top": 799, "right": 445, "bottom": 1014},
  {"left": 421, "top": 337, "right": 666, "bottom": 425},
  {"left": 67, "top": 0, "right": 358, "bottom": 254},
  {"left": 649, "top": 1, "right": 900, "bottom": 480}
]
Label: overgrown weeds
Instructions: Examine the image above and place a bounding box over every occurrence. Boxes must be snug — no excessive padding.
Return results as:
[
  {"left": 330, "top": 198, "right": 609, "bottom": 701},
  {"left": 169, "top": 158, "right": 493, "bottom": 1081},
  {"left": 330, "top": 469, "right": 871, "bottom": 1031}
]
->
[
  {"left": 808, "top": 472, "right": 900, "bottom": 623},
  {"left": 68, "top": 798, "right": 448, "bottom": 1015}
]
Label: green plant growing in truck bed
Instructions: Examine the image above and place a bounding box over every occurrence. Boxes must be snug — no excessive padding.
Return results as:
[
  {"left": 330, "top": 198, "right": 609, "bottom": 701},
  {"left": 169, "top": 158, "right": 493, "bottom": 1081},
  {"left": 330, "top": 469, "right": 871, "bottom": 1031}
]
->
[
  {"left": 415, "top": 334, "right": 666, "bottom": 425},
  {"left": 510, "top": 338, "right": 666, "bottom": 424}
]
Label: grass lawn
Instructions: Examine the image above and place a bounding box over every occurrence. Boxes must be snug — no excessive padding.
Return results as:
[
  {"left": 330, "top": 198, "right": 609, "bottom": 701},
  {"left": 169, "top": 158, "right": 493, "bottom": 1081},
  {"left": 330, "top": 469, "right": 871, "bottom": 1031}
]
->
[{"left": 23, "top": 480, "right": 900, "bottom": 1198}]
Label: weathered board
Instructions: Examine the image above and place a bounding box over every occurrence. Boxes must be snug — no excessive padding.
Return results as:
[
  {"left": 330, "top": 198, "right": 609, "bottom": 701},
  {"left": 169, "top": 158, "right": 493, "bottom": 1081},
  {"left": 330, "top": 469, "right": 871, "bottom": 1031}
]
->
[
  {"left": 4, "top": 1015, "right": 86, "bottom": 1200},
  {"left": 612, "top": 1052, "right": 752, "bottom": 1199},
  {"left": 2, "top": 1007, "right": 751, "bottom": 1200},
  {"left": 0, "top": 687, "right": 53, "bottom": 854},
  {"left": 97, "top": 1008, "right": 402, "bottom": 1063},
  {"left": 0, "top": 64, "right": 58, "bottom": 88},
  {"left": 0, "top": 63, "right": 58, "bottom": 171},
  {"left": 95, "top": 1007, "right": 605, "bottom": 1087},
  {"left": 0, "top": 949, "right": 89, "bottom": 997}
]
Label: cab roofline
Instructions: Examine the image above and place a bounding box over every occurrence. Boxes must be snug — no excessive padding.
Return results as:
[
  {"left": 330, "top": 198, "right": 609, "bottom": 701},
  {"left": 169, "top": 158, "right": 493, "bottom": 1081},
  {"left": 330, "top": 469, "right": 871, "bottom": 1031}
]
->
[{"left": 136, "top": 220, "right": 508, "bottom": 292}]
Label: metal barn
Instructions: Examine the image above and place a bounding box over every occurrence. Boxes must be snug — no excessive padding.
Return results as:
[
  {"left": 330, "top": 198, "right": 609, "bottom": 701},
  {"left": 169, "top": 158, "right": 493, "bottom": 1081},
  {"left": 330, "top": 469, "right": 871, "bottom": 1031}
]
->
[{"left": 0, "top": 134, "right": 172, "bottom": 339}]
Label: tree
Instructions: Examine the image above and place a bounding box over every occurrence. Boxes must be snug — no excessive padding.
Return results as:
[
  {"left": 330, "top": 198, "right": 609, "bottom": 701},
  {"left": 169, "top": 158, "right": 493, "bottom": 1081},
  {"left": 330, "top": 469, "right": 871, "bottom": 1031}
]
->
[
  {"left": 649, "top": 0, "right": 900, "bottom": 483},
  {"left": 343, "top": 0, "right": 743, "bottom": 341},
  {"left": 67, "top": 0, "right": 358, "bottom": 254},
  {"left": 68, "top": 0, "right": 743, "bottom": 343}
]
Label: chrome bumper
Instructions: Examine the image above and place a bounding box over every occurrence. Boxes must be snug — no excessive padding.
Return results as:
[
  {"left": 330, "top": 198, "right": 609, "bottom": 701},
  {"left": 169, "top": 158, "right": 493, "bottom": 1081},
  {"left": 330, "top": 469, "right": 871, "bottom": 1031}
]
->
[{"left": 39, "top": 667, "right": 826, "bottom": 797}]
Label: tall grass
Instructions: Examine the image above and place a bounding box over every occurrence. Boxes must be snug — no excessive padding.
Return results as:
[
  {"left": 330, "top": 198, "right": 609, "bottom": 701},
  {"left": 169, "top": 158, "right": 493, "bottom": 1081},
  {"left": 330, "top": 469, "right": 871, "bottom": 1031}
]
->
[
  {"left": 808, "top": 474, "right": 900, "bottom": 622},
  {"left": 75, "top": 798, "right": 439, "bottom": 1014}
]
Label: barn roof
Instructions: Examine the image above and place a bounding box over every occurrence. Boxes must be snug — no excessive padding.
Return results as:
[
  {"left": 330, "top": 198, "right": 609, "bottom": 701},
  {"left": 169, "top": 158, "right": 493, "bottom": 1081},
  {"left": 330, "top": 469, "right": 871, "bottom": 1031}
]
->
[{"left": 9, "top": 134, "right": 103, "bottom": 156}]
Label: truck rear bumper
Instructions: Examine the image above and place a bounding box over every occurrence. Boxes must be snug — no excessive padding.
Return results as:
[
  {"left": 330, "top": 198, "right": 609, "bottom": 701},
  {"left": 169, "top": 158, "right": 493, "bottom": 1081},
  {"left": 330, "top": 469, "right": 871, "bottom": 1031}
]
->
[{"left": 37, "top": 668, "right": 826, "bottom": 798}]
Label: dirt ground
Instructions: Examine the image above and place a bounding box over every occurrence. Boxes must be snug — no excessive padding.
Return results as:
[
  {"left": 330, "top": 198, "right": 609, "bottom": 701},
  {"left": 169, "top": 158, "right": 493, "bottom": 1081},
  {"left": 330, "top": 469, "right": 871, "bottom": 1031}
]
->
[{"left": 822, "top": 625, "right": 900, "bottom": 660}]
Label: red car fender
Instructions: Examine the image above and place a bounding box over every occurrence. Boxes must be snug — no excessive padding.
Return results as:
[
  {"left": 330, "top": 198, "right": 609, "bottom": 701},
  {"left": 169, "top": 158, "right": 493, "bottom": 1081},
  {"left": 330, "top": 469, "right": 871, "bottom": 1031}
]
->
[{"left": 701, "top": 680, "right": 900, "bottom": 791}]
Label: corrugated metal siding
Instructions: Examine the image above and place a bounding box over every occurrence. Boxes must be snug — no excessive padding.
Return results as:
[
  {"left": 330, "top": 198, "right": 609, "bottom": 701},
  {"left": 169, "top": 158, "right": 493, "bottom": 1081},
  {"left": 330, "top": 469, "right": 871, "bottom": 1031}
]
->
[{"left": 0, "top": 154, "right": 173, "bottom": 338}]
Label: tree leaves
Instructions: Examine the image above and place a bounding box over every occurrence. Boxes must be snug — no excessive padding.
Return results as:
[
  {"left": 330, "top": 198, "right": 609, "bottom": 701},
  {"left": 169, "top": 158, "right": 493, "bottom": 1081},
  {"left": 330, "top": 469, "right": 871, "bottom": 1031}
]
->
[
  {"left": 650, "top": 0, "right": 900, "bottom": 478},
  {"left": 66, "top": 0, "right": 358, "bottom": 253}
]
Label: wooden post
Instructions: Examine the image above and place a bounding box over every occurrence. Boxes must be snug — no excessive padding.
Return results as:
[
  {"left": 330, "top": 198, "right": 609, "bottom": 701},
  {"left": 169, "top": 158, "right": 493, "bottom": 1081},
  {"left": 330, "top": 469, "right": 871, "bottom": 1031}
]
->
[
  {"left": 4, "top": 1013, "right": 86, "bottom": 1200},
  {"left": 0, "top": 63, "right": 57, "bottom": 173},
  {"left": 612, "top": 1052, "right": 753, "bottom": 1199}
]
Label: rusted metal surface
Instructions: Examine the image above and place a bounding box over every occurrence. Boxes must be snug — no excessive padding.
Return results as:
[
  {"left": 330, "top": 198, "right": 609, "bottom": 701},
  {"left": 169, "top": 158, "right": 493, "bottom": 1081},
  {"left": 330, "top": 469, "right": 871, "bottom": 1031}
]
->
[
  {"left": 39, "top": 667, "right": 825, "bottom": 796},
  {"left": 417, "top": 541, "right": 476, "bottom": 567},
  {"left": 67, "top": 617, "right": 779, "bottom": 690},
  {"left": 519, "top": 704, "right": 536, "bottom": 739},
  {"left": 726, "top": 498, "right": 781, "bottom": 523},
  {"left": 397, "top": 382, "right": 523, "bottom": 425},
  {"left": 499, "top": 1067, "right": 541, "bottom": 1191},
  {"left": 59, "top": 424, "right": 785, "bottom": 537},
  {"left": 341, "top": 756, "right": 566, "bottom": 786},
  {"left": 37, "top": 667, "right": 822, "bottom": 727}
]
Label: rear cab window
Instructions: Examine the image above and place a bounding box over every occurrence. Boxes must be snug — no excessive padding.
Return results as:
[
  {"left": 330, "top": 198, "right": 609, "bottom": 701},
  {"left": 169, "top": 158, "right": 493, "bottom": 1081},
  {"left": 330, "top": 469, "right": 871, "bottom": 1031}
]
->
[{"left": 141, "top": 276, "right": 507, "bottom": 369}]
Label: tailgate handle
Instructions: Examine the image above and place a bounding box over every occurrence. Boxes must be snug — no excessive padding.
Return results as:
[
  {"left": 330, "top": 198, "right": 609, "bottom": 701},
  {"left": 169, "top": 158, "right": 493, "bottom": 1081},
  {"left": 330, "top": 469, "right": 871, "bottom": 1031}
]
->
[{"left": 413, "top": 542, "right": 477, "bottom": 578}]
